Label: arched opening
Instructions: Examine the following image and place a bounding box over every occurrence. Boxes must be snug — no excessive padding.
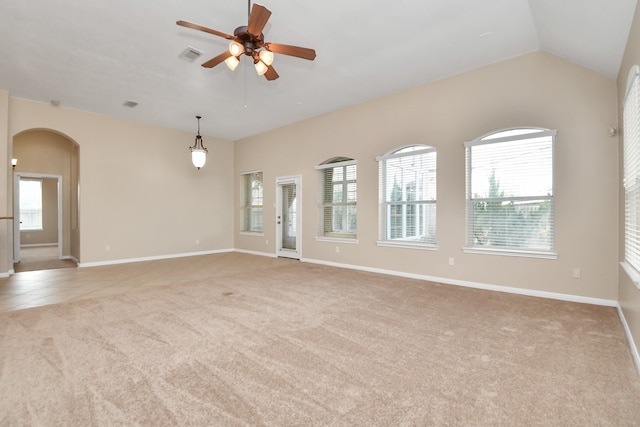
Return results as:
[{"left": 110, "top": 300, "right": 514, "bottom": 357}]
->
[{"left": 12, "top": 129, "right": 80, "bottom": 272}]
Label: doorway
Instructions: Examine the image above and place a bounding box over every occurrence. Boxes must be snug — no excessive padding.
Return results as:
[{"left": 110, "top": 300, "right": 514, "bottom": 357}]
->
[
  {"left": 13, "top": 174, "right": 65, "bottom": 269},
  {"left": 276, "top": 175, "right": 301, "bottom": 259}
]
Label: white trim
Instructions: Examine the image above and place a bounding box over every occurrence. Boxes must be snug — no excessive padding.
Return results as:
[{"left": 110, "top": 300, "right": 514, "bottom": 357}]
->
[
  {"left": 239, "top": 231, "right": 265, "bottom": 237},
  {"left": 234, "top": 248, "right": 277, "bottom": 258},
  {"left": 300, "top": 257, "right": 616, "bottom": 307},
  {"left": 240, "top": 169, "right": 263, "bottom": 176},
  {"left": 463, "top": 247, "right": 558, "bottom": 259},
  {"left": 315, "top": 159, "right": 357, "bottom": 170},
  {"left": 624, "top": 65, "right": 640, "bottom": 106},
  {"left": 375, "top": 145, "right": 436, "bottom": 161},
  {"left": 617, "top": 303, "right": 640, "bottom": 376},
  {"left": 78, "top": 248, "right": 233, "bottom": 268},
  {"left": 19, "top": 243, "right": 58, "bottom": 248},
  {"left": 464, "top": 128, "right": 557, "bottom": 147},
  {"left": 377, "top": 241, "right": 438, "bottom": 251},
  {"left": 316, "top": 236, "right": 359, "bottom": 244},
  {"left": 620, "top": 261, "right": 640, "bottom": 290}
]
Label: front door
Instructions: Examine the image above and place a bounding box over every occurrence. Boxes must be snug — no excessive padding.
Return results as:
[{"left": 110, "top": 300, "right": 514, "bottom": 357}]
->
[{"left": 276, "top": 176, "right": 301, "bottom": 259}]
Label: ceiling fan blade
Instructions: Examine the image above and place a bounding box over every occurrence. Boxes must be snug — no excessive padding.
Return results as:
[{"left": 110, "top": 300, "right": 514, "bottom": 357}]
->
[
  {"left": 176, "top": 20, "right": 234, "bottom": 40},
  {"left": 264, "top": 65, "right": 279, "bottom": 81},
  {"left": 201, "top": 51, "right": 233, "bottom": 68},
  {"left": 265, "top": 43, "right": 316, "bottom": 61},
  {"left": 247, "top": 4, "right": 271, "bottom": 36}
]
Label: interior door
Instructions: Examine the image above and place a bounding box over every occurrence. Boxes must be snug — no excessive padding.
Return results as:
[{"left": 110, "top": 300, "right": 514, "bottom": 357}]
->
[{"left": 276, "top": 176, "right": 301, "bottom": 259}]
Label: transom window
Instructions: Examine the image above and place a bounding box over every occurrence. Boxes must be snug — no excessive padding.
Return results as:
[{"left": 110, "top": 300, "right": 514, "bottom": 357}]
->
[
  {"left": 377, "top": 145, "right": 437, "bottom": 247},
  {"left": 316, "top": 157, "right": 357, "bottom": 239},
  {"left": 464, "top": 128, "right": 556, "bottom": 257},
  {"left": 241, "top": 171, "right": 263, "bottom": 233}
]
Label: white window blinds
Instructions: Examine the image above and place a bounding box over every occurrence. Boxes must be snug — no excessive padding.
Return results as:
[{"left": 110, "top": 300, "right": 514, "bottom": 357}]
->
[
  {"left": 241, "top": 171, "right": 263, "bottom": 233},
  {"left": 465, "top": 128, "right": 555, "bottom": 254},
  {"left": 624, "top": 66, "right": 640, "bottom": 275},
  {"left": 377, "top": 145, "right": 437, "bottom": 245},
  {"left": 316, "top": 158, "right": 357, "bottom": 238}
]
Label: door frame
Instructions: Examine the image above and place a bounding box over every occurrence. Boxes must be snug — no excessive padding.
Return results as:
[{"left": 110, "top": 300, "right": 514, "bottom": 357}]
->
[
  {"left": 275, "top": 175, "right": 302, "bottom": 259},
  {"left": 13, "top": 173, "right": 63, "bottom": 263}
]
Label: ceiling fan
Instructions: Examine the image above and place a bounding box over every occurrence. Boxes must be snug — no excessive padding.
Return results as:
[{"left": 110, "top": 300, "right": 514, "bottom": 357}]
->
[{"left": 177, "top": 1, "right": 316, "bottom": 81}]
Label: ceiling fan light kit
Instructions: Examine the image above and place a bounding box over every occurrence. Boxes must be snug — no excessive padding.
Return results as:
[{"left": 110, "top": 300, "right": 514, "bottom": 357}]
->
[{"left": 177, "top": 1, "right": 316, "bottom": 81}]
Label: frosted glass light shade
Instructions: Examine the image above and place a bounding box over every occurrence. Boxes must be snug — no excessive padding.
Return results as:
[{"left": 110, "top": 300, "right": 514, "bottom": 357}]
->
[
  {"left": 229, "top": 41, "right": 244, "bottom": 56},
  {"left": 191, "top": 149, "right": 207, "bottom": 169},
  {"left": 225, "top": 56, "right": 240, "bottom": 71},
  {"left": 259, "top": 50, "right": 274, "bottom": 66},
  {"left": 254, "top": 60, "right": 268, "bottom": 76}
]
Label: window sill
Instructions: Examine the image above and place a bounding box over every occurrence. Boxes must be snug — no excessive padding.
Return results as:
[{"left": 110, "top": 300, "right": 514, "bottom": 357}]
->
[
  {"left": 621, "top": 261, "right": 640, "bottom": 290},
  {"left": 316, "top": 236, "right": 358, "bottom": 244},
  {"left": 462, "top": 247, "right": 558, "bottom": 260},
  {"left": 239, "top": 231, "right": 264, "bottom": 237},
  {"left": 377, "top": 241, "right": 438, "bottom": 251}
]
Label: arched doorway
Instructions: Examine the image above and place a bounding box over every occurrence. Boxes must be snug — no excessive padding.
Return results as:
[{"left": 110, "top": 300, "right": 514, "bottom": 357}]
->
[{"left": 12, "top": 129, "right": 80, "bottom": 272}]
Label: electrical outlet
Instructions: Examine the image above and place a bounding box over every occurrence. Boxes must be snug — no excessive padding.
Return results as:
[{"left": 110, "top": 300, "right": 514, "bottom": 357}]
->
[
  {"left": 195, "top": 239, "right": 200, "bottom": 245},
  {"left": 105, "top": 244, "right": 110, "bottom": 252},
  {"left": 572, "top": 268, "right": 581, "bottom": 279},
  {"left": 336, "top": 246, "right": 340, "bottom": 253},
  {"left": 448, "top": 257, "right": 454, "bottom": 266}
]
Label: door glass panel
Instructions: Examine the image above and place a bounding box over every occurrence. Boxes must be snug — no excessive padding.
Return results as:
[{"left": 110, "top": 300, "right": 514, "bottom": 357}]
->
[{"left": 281, "top": 183, "right": 297, "bottom": 250}]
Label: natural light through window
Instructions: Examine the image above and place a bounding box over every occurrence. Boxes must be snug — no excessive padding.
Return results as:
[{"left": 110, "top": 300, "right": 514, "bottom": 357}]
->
[
  {"left": 19, "top": 179, "right": 43, "bottom": 231},
  {"left": 464, "top": 128, "right": 556, "bottom": 257}
]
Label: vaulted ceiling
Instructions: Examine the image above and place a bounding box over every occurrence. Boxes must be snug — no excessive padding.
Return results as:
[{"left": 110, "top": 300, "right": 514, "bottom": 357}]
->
[{"left": 0, "top": 0, "right": 637, "bottom": 140}]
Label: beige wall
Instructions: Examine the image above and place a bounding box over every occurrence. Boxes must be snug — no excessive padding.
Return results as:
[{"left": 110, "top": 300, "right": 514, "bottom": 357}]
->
[
  {"left": 617, "top": 2, "right": 640, "bottom": 361},
  {"left": 0, "top": 90, "right": 10, "bottom": 274},
  {"left": 4, "top": 98, "right": 235, "bottom": 266},
  {"left": 235, "top": 50, "right": 619, "bottom": 301}
]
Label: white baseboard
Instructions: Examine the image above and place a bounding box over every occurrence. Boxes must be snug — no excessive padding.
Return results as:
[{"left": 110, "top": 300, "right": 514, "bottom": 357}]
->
[
  {"left": 617, "top": 304, "right": 640, "bottom": 376},
  {"left": 78, "top": 248, "right": 234, "bottom": 268},
  {"left": 300, "top": 257, "right": 618, "bottom": 307},
  {"left": 233, "top": 248, "right": 277, "bottom": 258}
]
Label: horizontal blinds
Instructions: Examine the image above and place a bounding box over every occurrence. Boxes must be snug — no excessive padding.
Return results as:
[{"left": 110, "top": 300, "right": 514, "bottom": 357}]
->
[
  {"left": 317, "top": 161, "right": 357, "bottom": 237},
  {"left": 241, "top": 171, "right": 263, "bottom": 232},
  {"left": 378, "top": 146, "right": 437, "bottom": 244},
  {"left": 625, "top": 67, "right": 640, "bottom": 272},
  {"left": 466, "top": 130, "right": 554, "bottom": 251}
]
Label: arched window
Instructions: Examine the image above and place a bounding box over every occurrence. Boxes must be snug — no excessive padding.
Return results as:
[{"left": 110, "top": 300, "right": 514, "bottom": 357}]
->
[
  {"left": 464, "top": 128, "right": 556, "bottom": 257},
  {"left": 623, "top": 65, "right": 640, "bottom": 285},
  {"left": 377, "top": 145, "right": 437, "bottom": 247},
  {"left": 315, "top": 157, "right": 357, "bottom": 239}
]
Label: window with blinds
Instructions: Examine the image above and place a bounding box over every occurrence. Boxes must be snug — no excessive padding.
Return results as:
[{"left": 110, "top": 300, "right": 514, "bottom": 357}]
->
[
  {"left": 316, "top": 157, "right": 357, "bottom": 239},
  {"left": 377, "top": 145, "right": 437, "bottom": 246},
  {"left": 624, "top": 65, "right": 640, "bottom": 281},
  {"left": 241, "top": 171, "right": 263, "bottom": 233},
  {"left": 464, "top": 128, "right": 556, "bottom": 255}
]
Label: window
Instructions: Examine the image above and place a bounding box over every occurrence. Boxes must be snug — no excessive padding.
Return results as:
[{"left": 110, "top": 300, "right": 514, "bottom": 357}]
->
[
  {"left": 623, "top": 65, "right": 640, "bottom": 285},
  {"left": 464, "top": 128, "right": 556, "bottom": 257},
  {"left": 316, "top": 157, "right": 357, "bottom": 239},
  {"left": 19, "top": 179, "right": 43, "bottom": 231},
  {"left": 241, "top": 171, "right": 263, "bottom": 233},
  {"left": 377, "top": 145, "right": 437, "bottom": 247}
]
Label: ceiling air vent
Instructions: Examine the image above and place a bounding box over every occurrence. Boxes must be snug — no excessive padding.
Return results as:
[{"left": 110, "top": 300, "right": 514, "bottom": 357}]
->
[
  {"left": 123, "top": 100, "right": 138, "bottom": 108},
  {"left": 180, "top": 46, "right": 203, "bottom": 62}
]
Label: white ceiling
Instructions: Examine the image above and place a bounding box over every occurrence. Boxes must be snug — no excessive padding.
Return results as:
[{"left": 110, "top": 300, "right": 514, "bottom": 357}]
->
[{"left": 0, "top": 0, "right": 637, "bottom": 141}]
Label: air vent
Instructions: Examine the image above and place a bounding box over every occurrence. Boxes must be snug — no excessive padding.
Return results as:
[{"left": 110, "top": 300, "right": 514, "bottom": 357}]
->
[
  {"left": 180, "top": 46, "right": 203, "bottom": 62},
  {"left": 123, "top": 100, "right": 138, "bottom": 108}
]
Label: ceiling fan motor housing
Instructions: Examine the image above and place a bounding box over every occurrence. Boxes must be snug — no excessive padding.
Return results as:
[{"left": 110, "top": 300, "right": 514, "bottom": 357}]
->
[{"left": 233, "top": 26, "right": 265, "bottom": 56}]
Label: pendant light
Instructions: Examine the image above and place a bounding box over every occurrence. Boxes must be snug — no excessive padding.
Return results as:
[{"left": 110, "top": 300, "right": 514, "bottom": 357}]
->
[{"left": 189, "top": 115, "right": 208, "bottom": 169}]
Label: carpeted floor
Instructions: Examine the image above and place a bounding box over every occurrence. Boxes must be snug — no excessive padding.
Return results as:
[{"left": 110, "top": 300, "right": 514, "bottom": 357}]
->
[{"left": 0, "top": 259, "right": 639, "bottom": 425}]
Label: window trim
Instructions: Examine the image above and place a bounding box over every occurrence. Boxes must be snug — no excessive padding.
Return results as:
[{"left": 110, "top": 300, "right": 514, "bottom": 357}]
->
[
  {"left": 622, "top": 65, "right": 640, "bottom": 289},
  {"left": 240, "top": 170, "right": 264, "bottom": 234},
  {"left": 464, "top": 127, "right": 557, "bottom": 259},
  {"left": 315, "top": 158, "right": 358, "bottom": 240},
  {"left": 377, "top": 144, "right": 437, "bottom": 248}
]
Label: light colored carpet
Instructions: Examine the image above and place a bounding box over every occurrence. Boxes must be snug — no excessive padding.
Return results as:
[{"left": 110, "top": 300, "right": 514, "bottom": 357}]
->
[{"left": 0, "top": 259, "right": 639, "bottom": 425}]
